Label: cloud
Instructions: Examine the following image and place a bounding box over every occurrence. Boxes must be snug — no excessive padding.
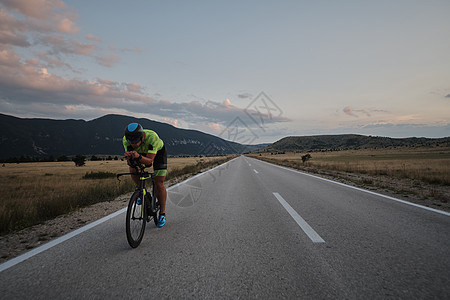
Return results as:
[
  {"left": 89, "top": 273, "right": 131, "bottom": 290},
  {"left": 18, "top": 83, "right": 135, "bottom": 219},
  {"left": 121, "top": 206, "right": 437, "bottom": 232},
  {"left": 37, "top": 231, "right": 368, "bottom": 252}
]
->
[
  {"left": 343, "top": 106, "right": 388, "bottom": 117},
  {"left": 161, "top": 118, "right": 178, "bottom": 127},
  {"left": 0, "top": 47, "right": 135, "bottom": 105},
  {"left": 95, "top": 54, "right": 120, "bottom": 67},
  {"left": 0, "top": 45, "right": 21, "bottom": 66},
  {"left": 188, "top": 121, "right": 224, "bottom": 136},
  {"left": 343, "top": 106, "right": 357, "bottom": 117},
  {"left": 0, "top": 9, "right": 32, "bottom": 47},
  {"left": 125, "top": 82, "right": 143, "bottom": 93},
  {"left": 55, "top": 17, "right": 78, "bottom": 34},
  {"left": 36, "top": 51, "right": 75, "bottom": 71},
  {"left": 0, "top": 46, "right": 291, "bottom": 127},
  {"left": 85, "top": 34, "right": 101, "bottom": 42},
  {"left": 2, "top": 0, "right": 69, "bottom": 20},
  {"left": 391, "top": 115, "right": 417, "bottom": 122},
  {"left": 120, "top": 47, "right": 142, "bottom": 54},
  {"left": 0, "top": 0, "right": 116, "bottom": 69},
  {"left": 206, "top": 122, "right": 222, "bottom": 133},
  {"left": 1, "top": 0, "right": 79, "bottom": 34},
  {"left": 302, "top": 121, "right": 450, "bottom": 139},
  {"left": 359, "top": 123, "right": 450, "bottom": 138},
  {"left": 237, "top": 93, "right": 252, "bottom": 99},
  {"left": 39, "top": 35, "right": 98, "bottom": 56},
  {"left": 0, "top": 1, "right": 289, "bottom": 131}
]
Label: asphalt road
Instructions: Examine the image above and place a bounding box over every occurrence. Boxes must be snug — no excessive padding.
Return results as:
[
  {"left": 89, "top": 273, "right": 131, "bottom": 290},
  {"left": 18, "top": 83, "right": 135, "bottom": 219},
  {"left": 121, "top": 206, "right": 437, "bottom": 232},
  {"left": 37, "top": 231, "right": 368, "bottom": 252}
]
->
[{"left": 1, "top": 156, "right": 449, "bottom": 299}]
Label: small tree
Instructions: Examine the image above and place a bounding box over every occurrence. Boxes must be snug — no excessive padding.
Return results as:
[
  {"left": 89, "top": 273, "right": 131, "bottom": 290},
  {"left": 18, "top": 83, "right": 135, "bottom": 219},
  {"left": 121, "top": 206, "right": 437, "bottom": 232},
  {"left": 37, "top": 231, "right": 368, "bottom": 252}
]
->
[
  {"left": 90, "top": 155, "right": 100, "bottom": 161},
  {"left": 301, "top": 154, "right": 311, "bottom": 164},
  {"left": 57, "top": 155, "right": 70, "bottom": 162},
  {"left": 73, "top": 155, "right": 86, "bottom": 167}
]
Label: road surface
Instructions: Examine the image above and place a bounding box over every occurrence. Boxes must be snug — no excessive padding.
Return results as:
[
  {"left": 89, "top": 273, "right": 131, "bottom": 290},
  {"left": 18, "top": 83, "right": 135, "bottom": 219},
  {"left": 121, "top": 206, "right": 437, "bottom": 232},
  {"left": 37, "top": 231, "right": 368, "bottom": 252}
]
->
[{"left": 1, "top": 156, "right": 449, "bottom": 299}]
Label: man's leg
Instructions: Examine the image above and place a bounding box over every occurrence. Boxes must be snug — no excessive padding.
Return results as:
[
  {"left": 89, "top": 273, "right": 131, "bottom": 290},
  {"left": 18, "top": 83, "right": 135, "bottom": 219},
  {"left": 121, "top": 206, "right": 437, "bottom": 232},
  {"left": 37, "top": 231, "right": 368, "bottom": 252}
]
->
[
  {"left": 129, "top": 166, "right": 140, "bottom": 187},
  {"left": 153, "top": 146, "right": 167, "bottom": 227},
  {"left": 154, "top": 175, "right": 167, "bottom": 214}
]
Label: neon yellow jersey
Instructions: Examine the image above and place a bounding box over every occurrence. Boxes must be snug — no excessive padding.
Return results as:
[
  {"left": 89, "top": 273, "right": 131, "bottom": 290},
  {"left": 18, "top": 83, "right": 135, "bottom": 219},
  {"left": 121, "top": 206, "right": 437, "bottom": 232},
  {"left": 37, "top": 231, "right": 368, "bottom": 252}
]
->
[{"left": 123, "top": 129, "right": 164, "bottom": 154}]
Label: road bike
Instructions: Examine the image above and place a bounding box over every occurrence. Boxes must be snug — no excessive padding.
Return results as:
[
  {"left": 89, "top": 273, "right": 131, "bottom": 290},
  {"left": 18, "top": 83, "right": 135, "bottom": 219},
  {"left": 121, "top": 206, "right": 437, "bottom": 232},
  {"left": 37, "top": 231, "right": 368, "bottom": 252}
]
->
[{"left": 117, "top": 158, "right": 160, "bottom": 248}]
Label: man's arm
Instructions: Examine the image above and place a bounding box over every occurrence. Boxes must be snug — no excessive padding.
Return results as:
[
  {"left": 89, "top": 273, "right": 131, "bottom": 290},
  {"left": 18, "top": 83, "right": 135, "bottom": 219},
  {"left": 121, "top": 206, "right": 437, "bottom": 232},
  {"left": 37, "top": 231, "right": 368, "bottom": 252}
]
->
[
  {"left": 142, "top": 152, "right": 156, "bottom": 165},
  {"left": 125, "top": 151, "right": 155, "bottom": 165}
]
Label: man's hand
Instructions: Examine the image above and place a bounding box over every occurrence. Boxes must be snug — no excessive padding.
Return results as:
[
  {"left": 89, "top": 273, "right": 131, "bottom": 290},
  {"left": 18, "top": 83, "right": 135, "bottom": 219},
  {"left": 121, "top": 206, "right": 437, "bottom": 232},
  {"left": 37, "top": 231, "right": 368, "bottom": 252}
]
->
[
  {"left": 124, "top": 151, "right": 139, "bottom": 167},
  {"left": 124, "top": 151, "right": 139, "bottom": 160},
  {"left": 125, "top": 151, "right": 154, "bottom": 167}
]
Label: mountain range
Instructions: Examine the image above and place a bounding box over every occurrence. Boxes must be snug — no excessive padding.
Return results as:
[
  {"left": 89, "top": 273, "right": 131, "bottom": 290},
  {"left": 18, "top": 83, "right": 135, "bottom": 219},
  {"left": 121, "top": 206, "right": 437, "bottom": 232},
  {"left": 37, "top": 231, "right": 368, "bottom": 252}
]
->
[
  {"left": 260, "top": 134, "right": 450, "bottom": 152},
  {"left": 1, "top": 113, "right": 448, "bottom": 160},
  {"left": 0, "top": 113, "right": 266, "bottom": 160}
]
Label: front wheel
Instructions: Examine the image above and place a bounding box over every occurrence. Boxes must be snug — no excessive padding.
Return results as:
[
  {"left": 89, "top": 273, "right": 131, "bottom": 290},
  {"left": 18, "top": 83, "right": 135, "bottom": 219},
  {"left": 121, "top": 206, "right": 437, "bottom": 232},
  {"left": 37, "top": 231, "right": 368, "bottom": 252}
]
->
[{"left": 126, "top": 191, "right": 146, "bottom": 248}]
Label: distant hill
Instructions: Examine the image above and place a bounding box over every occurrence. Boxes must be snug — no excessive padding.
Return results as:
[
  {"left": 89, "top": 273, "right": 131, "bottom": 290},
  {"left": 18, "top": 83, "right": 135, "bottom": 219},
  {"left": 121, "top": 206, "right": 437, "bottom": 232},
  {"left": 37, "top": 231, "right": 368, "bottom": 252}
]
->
[
  {"left": 0, "top": 113, "right": 265, "bottom": 160},
  {"left": 259, "top": 134, "right": 450, "bottom": 153}
]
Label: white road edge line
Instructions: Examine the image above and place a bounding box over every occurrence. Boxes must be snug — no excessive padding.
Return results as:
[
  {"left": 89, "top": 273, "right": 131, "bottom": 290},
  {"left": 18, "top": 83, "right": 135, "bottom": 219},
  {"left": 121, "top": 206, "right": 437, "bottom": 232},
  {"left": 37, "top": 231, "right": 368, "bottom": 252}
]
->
[
  {"left": 255, "top": 158, "right": 450, "bottom": 217},
  {"left": 0, "top": 157, "right": 240, "bottom": 273},
  {"left": 273, "top": 192, "right": 325, "bottom": 243},
  {"left": 0, "top": 208, "right": 126, "bottom": 273}
]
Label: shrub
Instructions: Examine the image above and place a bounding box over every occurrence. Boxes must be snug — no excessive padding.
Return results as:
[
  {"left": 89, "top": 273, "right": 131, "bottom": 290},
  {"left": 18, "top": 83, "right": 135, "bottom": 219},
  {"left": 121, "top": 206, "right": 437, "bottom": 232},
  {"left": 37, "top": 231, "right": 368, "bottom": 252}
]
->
[
  {"left": 82, "top": 171, "right": 116, "bottom": 179},
  {"left": 73, "top": 155, "right": 86, "bottom": 167},
  {"left": 57, "top": 155, "right": 70, "bottom": 162}
]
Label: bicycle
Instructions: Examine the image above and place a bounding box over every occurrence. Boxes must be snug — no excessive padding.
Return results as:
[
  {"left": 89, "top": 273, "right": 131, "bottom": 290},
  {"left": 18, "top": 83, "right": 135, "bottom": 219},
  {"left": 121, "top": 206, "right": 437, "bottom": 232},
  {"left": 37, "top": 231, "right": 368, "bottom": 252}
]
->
[{"left": 117, "top": 158, "right": 160, "bottom": 248}]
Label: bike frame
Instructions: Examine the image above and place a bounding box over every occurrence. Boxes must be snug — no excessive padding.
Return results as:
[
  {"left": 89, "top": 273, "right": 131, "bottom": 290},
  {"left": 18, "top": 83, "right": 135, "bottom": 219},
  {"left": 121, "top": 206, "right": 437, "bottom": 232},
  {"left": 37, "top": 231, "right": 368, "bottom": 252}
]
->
[
  {"left": 117, "top": 159, "right": 156, "bottom": 219},
  {"left": 139, "top": 171, "right": 154, "bottom": 217}
]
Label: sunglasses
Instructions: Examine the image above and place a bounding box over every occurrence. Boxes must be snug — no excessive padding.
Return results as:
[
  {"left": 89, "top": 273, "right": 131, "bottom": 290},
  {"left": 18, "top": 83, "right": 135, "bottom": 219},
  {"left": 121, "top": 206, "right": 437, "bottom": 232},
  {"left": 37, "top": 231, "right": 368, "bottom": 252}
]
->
[{"left": 128, "top": 137, "right": 142, "bottom": 144}]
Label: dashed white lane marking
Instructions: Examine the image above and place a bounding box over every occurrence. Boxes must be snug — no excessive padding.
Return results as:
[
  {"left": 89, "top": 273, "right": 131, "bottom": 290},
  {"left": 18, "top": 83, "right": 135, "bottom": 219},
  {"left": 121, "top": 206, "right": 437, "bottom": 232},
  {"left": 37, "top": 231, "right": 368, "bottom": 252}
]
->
[
  {"left": 254, "top": 158, "right": 450, "bottom": 217},
  {"left": 273, "top": 192, "right": 325, "bottom": 243},
  {"left": 254, "top": 169, "right": 259, "bottom": 174}
]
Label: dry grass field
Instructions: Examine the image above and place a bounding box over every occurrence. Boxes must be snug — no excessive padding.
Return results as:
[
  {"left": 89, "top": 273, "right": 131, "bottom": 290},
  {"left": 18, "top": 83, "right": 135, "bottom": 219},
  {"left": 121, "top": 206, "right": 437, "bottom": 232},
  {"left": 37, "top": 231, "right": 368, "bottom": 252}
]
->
[
  {"left": 248, "top": 146, "right": 450, "bottom": 210},
  {"left": 0, "top": 156, "right": 232, "bottom": 234}
]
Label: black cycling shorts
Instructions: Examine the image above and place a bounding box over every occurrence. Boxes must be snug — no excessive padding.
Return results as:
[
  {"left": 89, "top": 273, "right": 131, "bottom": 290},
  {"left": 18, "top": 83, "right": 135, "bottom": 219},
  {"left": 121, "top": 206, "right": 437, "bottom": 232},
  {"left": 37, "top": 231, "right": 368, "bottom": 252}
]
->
[{"left": 153, "top": 145, "right": 167, "bottom": 171}]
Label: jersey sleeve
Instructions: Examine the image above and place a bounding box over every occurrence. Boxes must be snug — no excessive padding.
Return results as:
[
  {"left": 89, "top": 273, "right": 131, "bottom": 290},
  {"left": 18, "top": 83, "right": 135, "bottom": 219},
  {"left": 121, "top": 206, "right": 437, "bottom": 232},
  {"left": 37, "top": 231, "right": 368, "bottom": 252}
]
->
[
  {"left": 145, "top": 130, "right": 164, "bottom": 154},
  {"left": 122, "top": 136, "right": 130, "bottom": 152}
]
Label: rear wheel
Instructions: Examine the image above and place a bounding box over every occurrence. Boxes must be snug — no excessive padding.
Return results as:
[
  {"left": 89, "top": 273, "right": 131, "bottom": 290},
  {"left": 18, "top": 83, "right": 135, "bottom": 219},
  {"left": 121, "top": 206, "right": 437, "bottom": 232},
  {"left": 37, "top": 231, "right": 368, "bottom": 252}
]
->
[
  {"left": 152, "top": 188, "right": 160, "bottom": 227},
  {"left": 125, "top": 191, "right": 146, "bottom": 248}
]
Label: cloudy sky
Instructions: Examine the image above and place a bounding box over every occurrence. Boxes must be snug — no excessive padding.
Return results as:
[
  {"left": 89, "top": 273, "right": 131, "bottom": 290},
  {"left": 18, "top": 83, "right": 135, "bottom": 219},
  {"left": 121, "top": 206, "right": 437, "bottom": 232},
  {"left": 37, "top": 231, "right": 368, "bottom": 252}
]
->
[{"left": 1, "top": 0, "right": 449, "bottom": 143}]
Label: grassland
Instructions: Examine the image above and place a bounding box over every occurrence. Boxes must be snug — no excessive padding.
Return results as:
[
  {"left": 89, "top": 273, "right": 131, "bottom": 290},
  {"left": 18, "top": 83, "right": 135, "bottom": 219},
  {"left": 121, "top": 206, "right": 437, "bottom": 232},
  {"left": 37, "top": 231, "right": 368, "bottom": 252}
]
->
[
  {"left": 0, "top": 156, "right": 233, "bottom": 235},
  {"left": 248, "top": 147, "right": 450, "bottom": 210}
]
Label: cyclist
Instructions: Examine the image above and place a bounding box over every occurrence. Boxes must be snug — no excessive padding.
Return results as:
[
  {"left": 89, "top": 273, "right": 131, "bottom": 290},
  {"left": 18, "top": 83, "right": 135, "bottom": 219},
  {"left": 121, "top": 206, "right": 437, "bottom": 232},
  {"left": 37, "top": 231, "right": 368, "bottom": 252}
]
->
[{"left": 123, "top": 123, "right": 167, "bottom": 227}]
